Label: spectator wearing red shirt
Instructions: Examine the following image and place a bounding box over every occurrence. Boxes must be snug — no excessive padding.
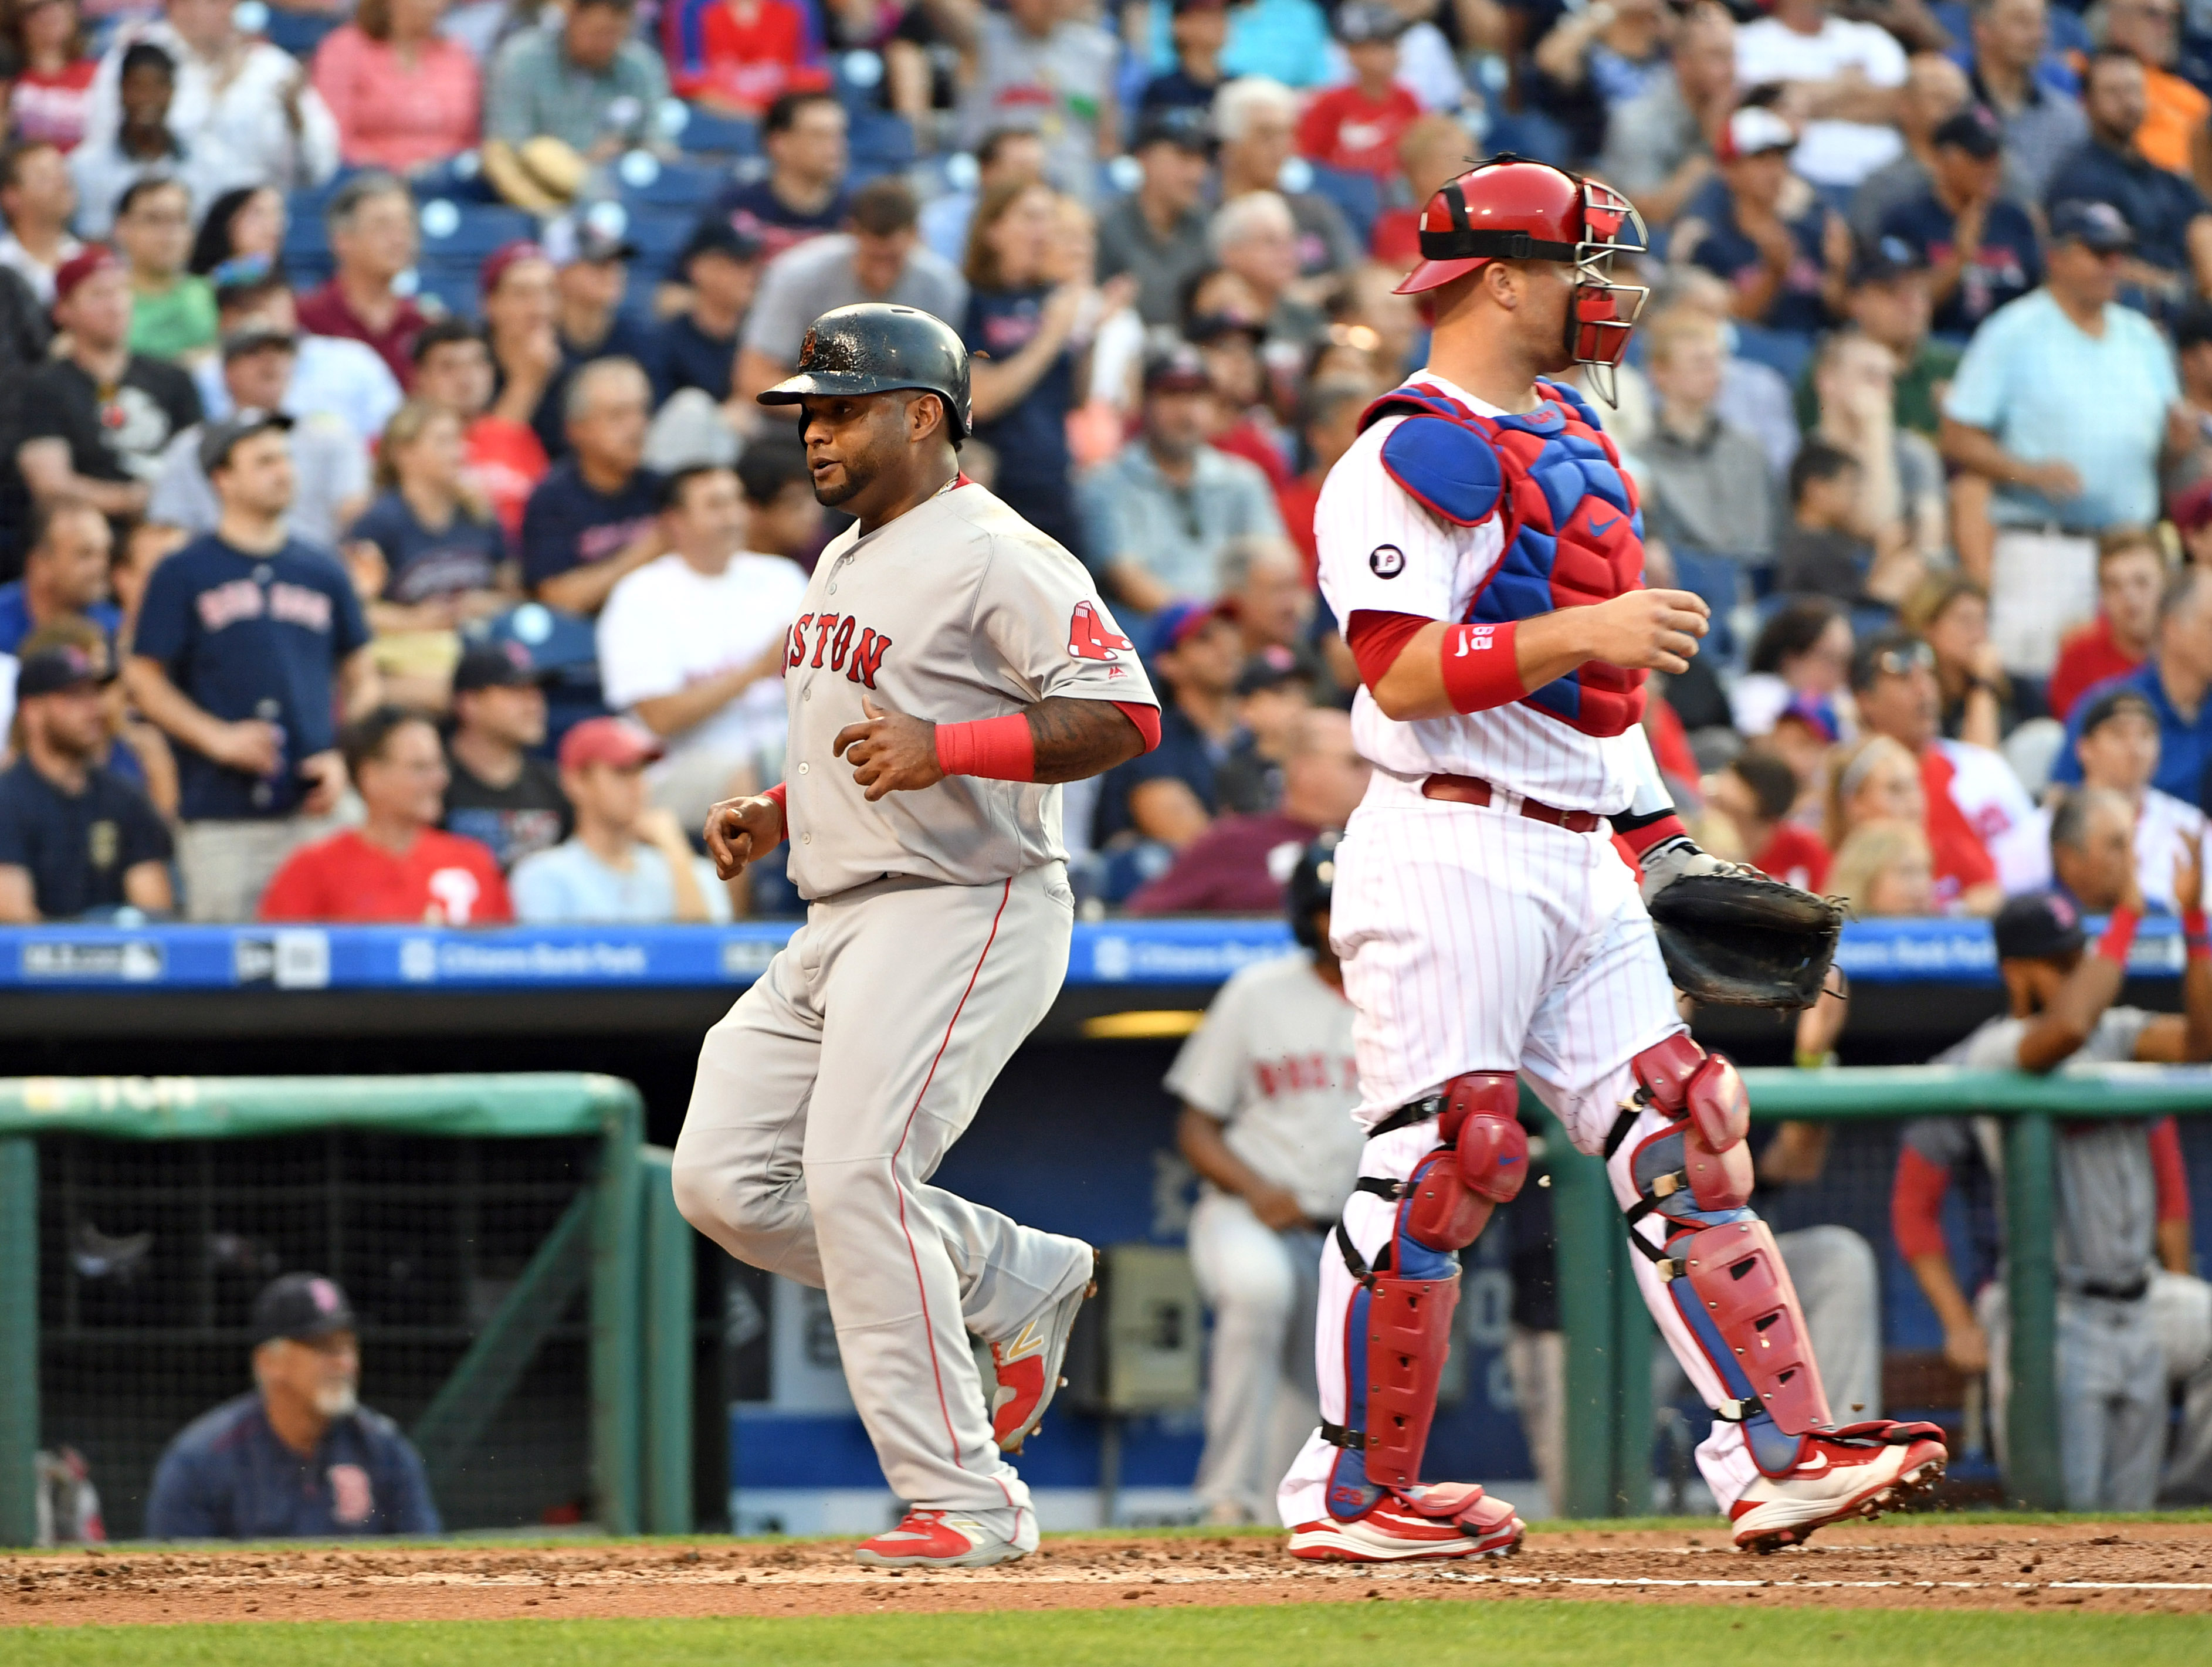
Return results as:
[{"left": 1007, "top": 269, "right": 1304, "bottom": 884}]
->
[
  {"left": 5, "top": 0, "right": 99, "bottom": 151},
  {"left": 2050, "top": 527, "right": 2166, "bottom": 722},
  {"left": 1710, "top": 748, "right": 1831, "bottom": 892},
  {"left": 674, "top": 0, "right": 826, "bottom": 115},
  {"left": 261, "top": 707, "right": 511, "bottom": 924},
  {"left": 294, "top": 174, "right": 428, "bottom": 391},
  {"left": 1295, "top": 3, "right": 1419, "bottom": 182},
  {"left": 1126, "top": 708, "right": 1368, "bottom": 913},
  {"left": 1367, "top": 113, "right": 1468, "bottom": 269},
  {"left": 411, "top": 317, "right": 547, "bottom": 546}
]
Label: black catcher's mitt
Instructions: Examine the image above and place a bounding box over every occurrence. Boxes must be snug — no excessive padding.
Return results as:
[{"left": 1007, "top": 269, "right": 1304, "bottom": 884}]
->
[{"left": 1645, "top": 868, "right": 1845, "bottom": 1009}]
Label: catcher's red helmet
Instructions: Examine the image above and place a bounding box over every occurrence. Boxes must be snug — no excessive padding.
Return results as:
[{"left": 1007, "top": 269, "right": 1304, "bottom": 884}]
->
[{"left": 1396, "top": 154, "right": 1649, "bottom": 402}]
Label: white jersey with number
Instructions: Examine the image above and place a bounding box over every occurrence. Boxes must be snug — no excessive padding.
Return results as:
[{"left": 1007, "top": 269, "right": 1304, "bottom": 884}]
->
[
  {"left": 1164, "top": 953, "right": 1367, "bottom": 1221},
  {"left": 780, "top": 479, "right": 1157, "bottom": 899},
  {"left": 1313, "top": 372, "right": 1640, "bottom": 815}
]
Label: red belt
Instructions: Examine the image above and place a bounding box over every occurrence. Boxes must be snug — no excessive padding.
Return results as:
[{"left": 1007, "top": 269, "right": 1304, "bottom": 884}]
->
[{"left": 1420, "top": 773, "right": 1603, "bottom": 834}]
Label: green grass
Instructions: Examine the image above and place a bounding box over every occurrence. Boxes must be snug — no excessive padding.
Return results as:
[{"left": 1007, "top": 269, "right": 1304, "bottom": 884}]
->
[{"left": 5, "top": 1602, "right": 2207, "bottom": 1666}]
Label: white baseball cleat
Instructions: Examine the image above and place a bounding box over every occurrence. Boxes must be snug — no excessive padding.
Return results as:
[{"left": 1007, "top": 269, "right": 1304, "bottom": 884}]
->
[
  {"left": 988, "top": 1241, "right": 1097, "bottom": 1453},
  {"left": 854, "top": 1506, "right": 1040, "bottom": 1568},
  {"left": 1288, "top": 1484, "right": 1524, "bottom": 1563},
  {"left": 1728, "top": 1431, "right": 1948, "bottom": 1552}
]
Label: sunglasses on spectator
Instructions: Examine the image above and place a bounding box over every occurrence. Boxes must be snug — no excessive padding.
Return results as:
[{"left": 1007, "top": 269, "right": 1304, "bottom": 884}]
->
[{"left": 1870, "top": 642, "right": 1936, "bottom": 678}]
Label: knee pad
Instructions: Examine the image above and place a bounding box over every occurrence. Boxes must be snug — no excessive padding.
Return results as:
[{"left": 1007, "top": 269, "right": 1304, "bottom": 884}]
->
[
  {"left": 1627, "top": 1032, "right": 1752, "bottom": 1210},
  {"left": 1404, "top": 1073, "right": 1528, "bottom": 1252}
]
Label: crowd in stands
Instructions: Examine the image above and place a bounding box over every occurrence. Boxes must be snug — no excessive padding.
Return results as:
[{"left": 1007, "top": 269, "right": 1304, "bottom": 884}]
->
[{"left": 0, "top": 0, "right": 2211, "bottom": 935}]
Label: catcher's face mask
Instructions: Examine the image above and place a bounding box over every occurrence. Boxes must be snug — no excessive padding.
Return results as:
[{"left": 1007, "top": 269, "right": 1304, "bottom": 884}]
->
[{"left": 1562, "top": 177, "right": 1648, "bottom": 409}]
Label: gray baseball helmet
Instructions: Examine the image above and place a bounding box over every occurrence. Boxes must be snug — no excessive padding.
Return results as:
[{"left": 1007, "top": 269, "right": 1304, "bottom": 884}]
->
[{"left": 758, "top": 303, "right": 972, "bottom": 439}]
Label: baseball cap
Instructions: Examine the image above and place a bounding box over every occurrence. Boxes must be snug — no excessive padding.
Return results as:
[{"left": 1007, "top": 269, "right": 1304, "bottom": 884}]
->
[
  {"left": 452, "top": 641, "right": 551, "bottom": 694},
  {"left": 250, "top": 1272, "right": 357, "bottom": 1347},
  {"left": 558, "top": 716, "right": 663, "bottom": 772},
  {"left": 1720, "top": 105, "right": 1797, "bottom": 162},
  {"left": 1849, "top": 232, "right": 1929, "bottom": 287},
  {"left": 2050, "top": 199, "right": 2134, "bottom": 253},
  {"left": 221, "top": 322, "right": 298, "bottom": 361},
  {"left": 1146, "top": 598, "right": 1236, "bottom": 659},
  {"left": 1235, "top": 642, "right": 1321, "bottom": 696},
  {"left": 2077, "top": 685, "right": 2157, "bottom": 737},
  {"left": 1848, "top": 628, "right": 1935, "bottom": 693},
  {"left": 198, "top": 408, "right": 293, "bottom": 476},
  {"left": 1932, "top": 105, "right": 2003, "bottom": 159},
  {"left": 14, "top": 643, "right": 109, "bottom": 698},
  {"left": 1993, "top": 890, "right": 2086, "bottom": 964},
  {"left": 479, "top": 238, "right": 548, "bottom": 298},
  {"left": 1774, "top": 690, "right": 1841, "bottom": 744},
  {"left": 1336, "top": 0, "right": 1406, "bottom": 42},
  {"left": 1143, "top": 342, "right": 1213, "bottom": 394},
  {"left": 680, "top": 219, "right": 764, "bottom": 271},
  {"left": 1133, "top": 106, "right": 1214, "bottom": 154},
  {"left": 52, "top": 244, "right": 118, "bottom": 307},
  {"left": 541, "top": 214, "right": 641, "bottom": 267}
]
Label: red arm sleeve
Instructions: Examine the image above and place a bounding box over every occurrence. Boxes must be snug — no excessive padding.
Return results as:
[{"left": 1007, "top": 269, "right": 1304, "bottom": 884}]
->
[
  {"left": 1113, "top": 700, "right": 1161, "bottom": 753},
  {"left": 1890, "top": 1145, "right": 1954, "bottom": 1263},
  {"left": 2151, "top": 1117, "right": 2192, "bottom": 1225},
  {"left": 1346, "top": 610, "right": 1432, "bottom": 693}
]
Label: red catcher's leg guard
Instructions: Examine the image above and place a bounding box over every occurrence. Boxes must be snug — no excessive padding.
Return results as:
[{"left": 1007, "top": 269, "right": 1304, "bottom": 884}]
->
[
  {"left": 1681, "top": 1218, "right": 1832, "bottom": 1435},
  {"left": 1364, "top": 1268, "right": 1462, "bottom": 1491},
  {"left": 1632, "top": 1034, "right": 1752, "bottom": 1209},
  {"left": 1407, "top": 1075, "right": 1528, "bottom": 1248}
]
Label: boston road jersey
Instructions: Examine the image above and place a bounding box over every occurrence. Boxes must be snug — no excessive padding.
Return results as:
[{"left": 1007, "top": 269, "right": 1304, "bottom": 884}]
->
[
  {"left": 1163, "top": 951, "right": 1367, "bottom": 1221},
  {"left": 781, "top": 479, "right": 1158, "bottom": 899},
  {"left": 1313, "top": 371, "right": 1641, "bottom": 816}
]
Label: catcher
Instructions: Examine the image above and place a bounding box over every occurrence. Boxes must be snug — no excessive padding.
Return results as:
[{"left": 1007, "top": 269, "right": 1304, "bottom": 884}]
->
[{"left": 1279, "top": 153, "right": 1945, "bottom": 1562}]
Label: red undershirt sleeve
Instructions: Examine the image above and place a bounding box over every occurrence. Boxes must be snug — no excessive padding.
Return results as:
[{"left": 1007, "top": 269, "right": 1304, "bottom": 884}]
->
[
  {"left": 2150, "top": 1117, "right": 2191, "bottom": 1225},
  {"left": 1112, "top": 701, "right": 1161, "bottom": 753},
  {"left": 1890, "top": 1146, "right": 1953, "bottom": 1264}
]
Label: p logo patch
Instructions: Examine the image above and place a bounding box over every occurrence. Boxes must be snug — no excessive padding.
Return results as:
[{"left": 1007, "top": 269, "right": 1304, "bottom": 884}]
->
[
  {"left": 1369, "top": 544, "right": 1405, "bottom": 578},
  {"left": 1068, "top": 600, "right": 1133, "bottom": 662}
]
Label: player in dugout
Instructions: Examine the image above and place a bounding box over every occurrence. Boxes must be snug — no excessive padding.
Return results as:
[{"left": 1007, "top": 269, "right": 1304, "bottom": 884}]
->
[
  {"left": 144, "top": 1273, "right": 440, "bottom": 1539},
  {"left": 1894, "top": 793, "right": 2212, "bottom": 1509}
]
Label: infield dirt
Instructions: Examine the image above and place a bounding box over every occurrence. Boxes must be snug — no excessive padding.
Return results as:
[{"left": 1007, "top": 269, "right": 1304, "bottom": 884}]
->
[{"left": 5, "top": 1519, "right": 2210, "bottom": 1628}]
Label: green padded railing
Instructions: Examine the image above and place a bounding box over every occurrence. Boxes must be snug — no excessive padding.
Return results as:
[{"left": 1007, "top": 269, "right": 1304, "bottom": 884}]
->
[{"left": 1545, "top": 1063, "right": 2212, "bottom": 1517}]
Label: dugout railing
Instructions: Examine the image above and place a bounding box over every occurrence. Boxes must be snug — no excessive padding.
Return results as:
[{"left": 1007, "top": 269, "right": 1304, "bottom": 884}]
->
[
  {"left": 0, "top": 1073, "right": 694, "bottom": 1547},
  {"left": 1547, "top": 1063, "right": 2212, "bottom": 1519}
]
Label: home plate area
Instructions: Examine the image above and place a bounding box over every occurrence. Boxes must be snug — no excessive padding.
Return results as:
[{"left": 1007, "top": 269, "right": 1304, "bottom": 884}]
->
[{"left": 6, "top": 1520, "right": 2211, "bottom": 1625}]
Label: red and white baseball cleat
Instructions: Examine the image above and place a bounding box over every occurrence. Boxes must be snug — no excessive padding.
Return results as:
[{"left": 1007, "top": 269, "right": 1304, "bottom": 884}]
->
[
  {"left": 1288, "top": 1483, "right": 1525, "bottom": 1563},
  {"left": 1729, "top": 1426, "right": 1948, "bottom": 1552},
  {"left": 989, "top": 1243, "right": 1097, "bottom": 1453},
  {"left": 854, "top": 1507, "right": 1039, "bottom": 1568}
]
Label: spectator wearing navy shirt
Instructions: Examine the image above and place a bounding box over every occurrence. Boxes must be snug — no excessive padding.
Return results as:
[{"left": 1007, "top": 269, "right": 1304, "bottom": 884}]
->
[
  {"left": 519, "top": 358, "right": 665, "bottom": 618},
  {"left": 345, "top": 401, "right": 516, "bottom": 636},
  {"left": 2052, "top": 565, "right": 2212, "bottom": 810},
  {"left": 700, "top": 90, "right": 851, "bottom": 264},
  {"left": 0, "top": 645, "right": 172, "bottom": 921},
  {"left": 1670, "top": 106, "right": 1847, "bottom": 337},
  {"left": 123, "top": 412, "right": 377, "bottom": 922},
  {"left": 2045, "top": 50, "right": 2212, "bottom": 307},
  {"left": 1094, "top": 598, "right": 1240, "bottom": 851},
  {"left": 0, "top": 497, "right": 120, "bottom": 655},
  {"left": 534, "top": 215, "right": 661, "bottom": 459},
  {"left": 1881, "top": 106, "right": 2044, "bottom": 339},
  {"left": 144, "top": 1273, "right": 440, "bottom": 1541},
  {"left": 442, "top": 643, "right": 572, "bottom": 872},
  {"left": 963, "top": 179, "right": 1093, "bottom": 561},
  {"left": 1140, "top": 0, "right": 1231, "bottom": 117},
  {"left": 655, "top": 222, "right": 763, "bottom": 404}
]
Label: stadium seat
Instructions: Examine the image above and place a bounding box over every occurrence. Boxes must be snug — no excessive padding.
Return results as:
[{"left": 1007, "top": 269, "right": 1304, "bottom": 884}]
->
[
  {"left": 615, "top": 153, "right": 728, "bottom": 210},
  {"left": 1304, "top": 163, "right": 1382, "bottom": 245},
  {"left": 1729, "top": 322, "right": 1814, "bottom": 388},
  {"left": 409, "top": 257, "right": 485, "bottom": 319},
  {"left": 847, "top": 111, "right": 916, "bottom": 173},
  {"left": 670, "top": 104, "right": 760, "bottom": 159},
  {"left": 417, "top": 201, "right": 539, "bottom": 260},
  {"left": 1665, "top": 547, "right": 1749, "bottom": 663},
  {"left": 260, "top": 7, "right": 343, "bottom": 58},
  {"left": 409, "top": 153, "right": 502, "bottom": 207}
]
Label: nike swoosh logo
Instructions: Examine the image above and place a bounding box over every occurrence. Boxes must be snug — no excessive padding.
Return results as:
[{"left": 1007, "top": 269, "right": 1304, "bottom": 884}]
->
[
  {"left": 1590, "top": 514, "right": 1621, "bottom": 537},
  {"left": 1797, "top": 1451, "right": 1828, "bottom": 1473}
]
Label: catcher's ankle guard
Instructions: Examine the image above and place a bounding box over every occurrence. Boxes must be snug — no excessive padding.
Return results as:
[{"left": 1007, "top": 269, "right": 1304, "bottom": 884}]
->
[{"left": 1324, "top": 1075, "right": 1524, "bottom": 1506}]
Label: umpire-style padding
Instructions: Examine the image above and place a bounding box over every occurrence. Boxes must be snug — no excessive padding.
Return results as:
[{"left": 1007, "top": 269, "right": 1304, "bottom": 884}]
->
[{"left": 758, "top": 302, "right": 973, "bottom": 438}]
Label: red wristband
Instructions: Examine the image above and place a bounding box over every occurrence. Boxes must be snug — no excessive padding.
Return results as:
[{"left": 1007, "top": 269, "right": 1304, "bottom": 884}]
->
[
  {"left": 934, "top": 713, "right": 1036, "bottom": 781},
  {"left": 1617, "top": 813, "right": 1689, "bottom": 861},
  {"left": 2096, "top": 905, "right": 2140, "bottom": 965},
  {"left": 2184, "top": 908, "right": 2209, "bottom": 960},
  {"left": 1438, "top": 621, "right": 1523, "bottom": 714},
  {"left": 761, "top": 782, "right": 789, "bottom": 847}
]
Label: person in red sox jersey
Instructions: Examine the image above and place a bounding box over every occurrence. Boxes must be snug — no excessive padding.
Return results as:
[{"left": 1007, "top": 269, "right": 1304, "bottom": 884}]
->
[
  {"left": 1282, "top": 155, "right": 1946, "bottom": 1563},
  {"left": 671, "top": 304, "right": 1161, "bottom": 1571}
]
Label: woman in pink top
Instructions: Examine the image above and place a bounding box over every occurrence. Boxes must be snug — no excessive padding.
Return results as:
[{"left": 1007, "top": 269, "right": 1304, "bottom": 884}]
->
[
  {"left": 311, "top": 0, "right": 482, "bottom": 174},
  {"left": 4, "top": 0, "right": 100, "bottom": 151}
]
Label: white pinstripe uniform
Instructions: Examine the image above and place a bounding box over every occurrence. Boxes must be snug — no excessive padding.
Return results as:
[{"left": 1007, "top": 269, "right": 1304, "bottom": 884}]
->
[{"left": 1275, "top": 372, "right": 1769, "bottom": 1527}]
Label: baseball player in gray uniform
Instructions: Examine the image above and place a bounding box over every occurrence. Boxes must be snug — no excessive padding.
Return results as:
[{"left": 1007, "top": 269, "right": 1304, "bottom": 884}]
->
[
  {"left": 670, "top": 304, "right": 1163, "bottom": 1569},
  {"left": 1898, "top": 797, "right": 2212, "bottom": 1509},
  {"left": 1170, "top": 838, "right": 1368, "bottom": 1524}
]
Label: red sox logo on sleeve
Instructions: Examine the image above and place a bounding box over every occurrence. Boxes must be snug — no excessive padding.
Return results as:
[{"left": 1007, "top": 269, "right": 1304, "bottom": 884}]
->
[
  {"left": 787, "top": 612, "right": 892, "bottom": 687},
  {"left": 1068, "top": 601, "right": 1132, "bottom": 662}
]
